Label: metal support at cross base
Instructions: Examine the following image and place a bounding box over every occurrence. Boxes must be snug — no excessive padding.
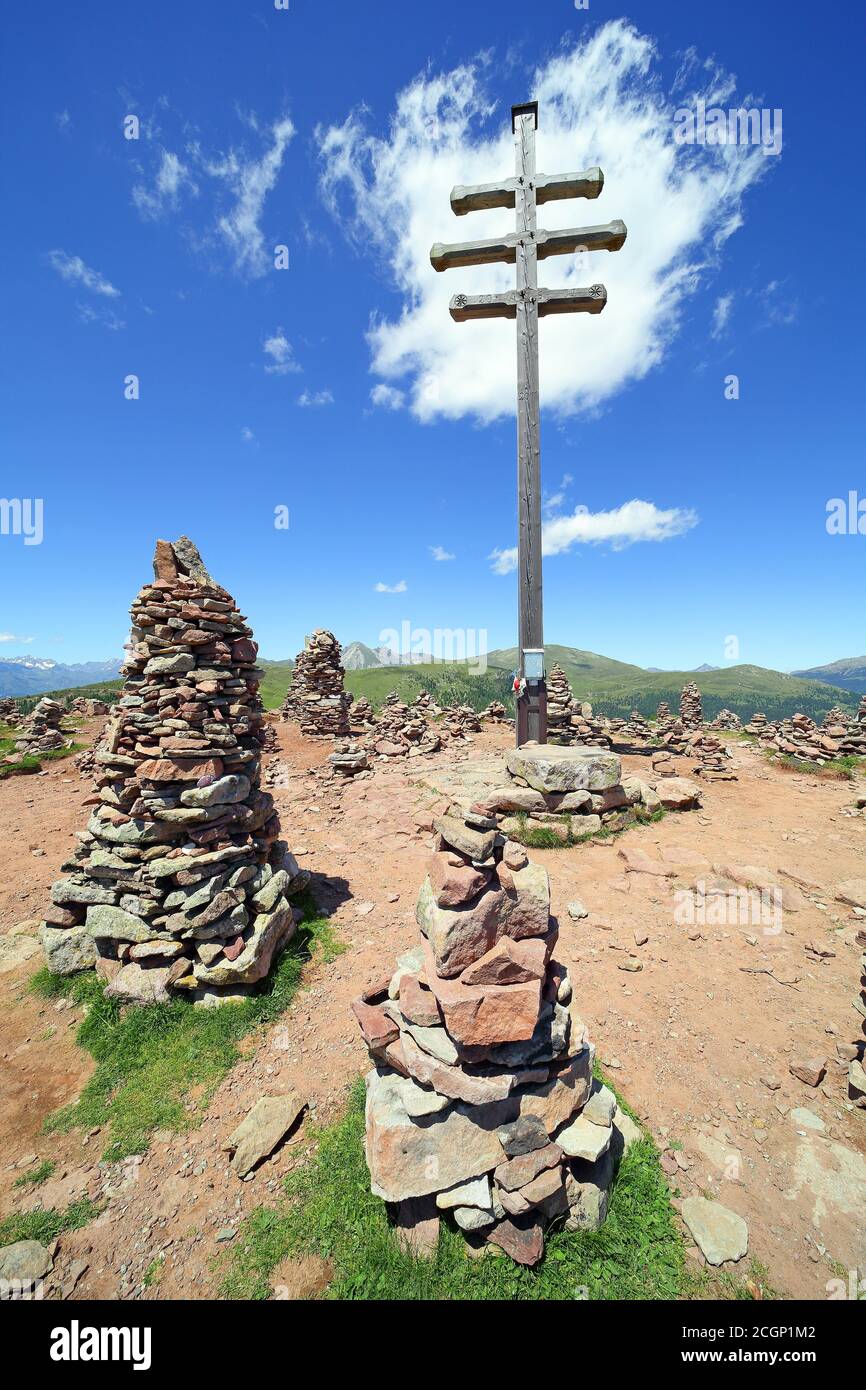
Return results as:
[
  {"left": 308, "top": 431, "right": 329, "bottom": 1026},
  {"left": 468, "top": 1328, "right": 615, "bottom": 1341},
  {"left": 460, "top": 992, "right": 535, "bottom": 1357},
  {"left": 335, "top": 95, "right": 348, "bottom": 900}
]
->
[{"left": 431, "top": 100, "right": 627, "bottom": 745}]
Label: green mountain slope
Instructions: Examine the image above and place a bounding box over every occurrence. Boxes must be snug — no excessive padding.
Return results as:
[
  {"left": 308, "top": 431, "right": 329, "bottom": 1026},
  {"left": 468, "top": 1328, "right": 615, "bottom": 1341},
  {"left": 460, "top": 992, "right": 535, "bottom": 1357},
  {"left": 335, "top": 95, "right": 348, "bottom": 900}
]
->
[{"left": 791, "top": 656, "right": 866, "bottom": 696}]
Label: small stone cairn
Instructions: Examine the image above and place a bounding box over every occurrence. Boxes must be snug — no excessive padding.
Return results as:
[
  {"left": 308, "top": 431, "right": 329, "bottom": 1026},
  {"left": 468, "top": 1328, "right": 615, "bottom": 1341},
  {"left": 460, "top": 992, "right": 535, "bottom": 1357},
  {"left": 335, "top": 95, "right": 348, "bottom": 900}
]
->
[
  {"left": 480, "top": 699, "right": 511, "bottom": 725},
  {"left": 710, "top": 709, "right": 742, "bottom": 732},
  {"left": 350, "top": 695, "right": 375, "bottom": 732},
  {"left": 353, "top": 800, "right": 624, "bottom": 1265},
  {"left": 15, "top": 698, "right": 68, "bottom": 755},
  {"left": 0, "top": 697, "right": 22, "bottom": 727},
  {"left": 679, "top": 682, "right": 703, "bottom": 731},
  {"left": 281, "top": 630, "right": 351, "bottom": 737},
  {"left": 364, "top": 691, "right": 441, "bottom": 760},
  {"left": 744, "top": 712, "right": 770, "bottom": 738},
  {"left": 655, "top": 701, "right": 671, "bottom": 724},
  {"left": 40, "top": 537, "right": 306, "bottom": 1005},
  {"left": 441, "top": 704, "right": 482, "bottom": 738},
  {"left": 690, "top": 732, "right": 737, "bottom": 782}
]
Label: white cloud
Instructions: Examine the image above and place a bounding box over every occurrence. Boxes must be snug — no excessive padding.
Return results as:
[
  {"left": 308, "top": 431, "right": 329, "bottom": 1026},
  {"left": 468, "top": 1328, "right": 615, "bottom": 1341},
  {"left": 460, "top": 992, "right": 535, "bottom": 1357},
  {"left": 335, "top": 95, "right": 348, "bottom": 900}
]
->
[
  {"left": 711, "top": 293, "right": 733, "bottom": 337},
  {"left": 132, "top": 149, "right": 198, "bottom": 218},
  {"left": 374, "top": 579, "right": 408, "bottom": 593},
  {"left": 543, "top": 473, "right": 574, "bottom": 514},
  {"left": 241, "top": 426, "right": 256, "bottom": 442},
  {"left": 203, "top": 115, "right": 295, "bottom": 276},
  {"left": 370, "top": 383, "right": 405, "bottom": 410},
  {"left": 47, "top": 250, "right": 120, "bottom": 298},
  {"left": 490, "top": 498, "right": 698, "bottom": 573},
  {"left": 263, "top": 330, "right": 300, "bottom": 375},
  {"left": 318, "top": 21, "right": 771, "bottom": 422},
  {"left": 429, "top": 544, "right": 455, "bottom": 561},
  {"left": 78, "top": 303, "right": 125, "bottom": 331},
  {"left": 298, "top": 388, "right": 334, "bottom": 407},
  {"left": 0, "top": 633, "right": 34, "bottom": 644}
]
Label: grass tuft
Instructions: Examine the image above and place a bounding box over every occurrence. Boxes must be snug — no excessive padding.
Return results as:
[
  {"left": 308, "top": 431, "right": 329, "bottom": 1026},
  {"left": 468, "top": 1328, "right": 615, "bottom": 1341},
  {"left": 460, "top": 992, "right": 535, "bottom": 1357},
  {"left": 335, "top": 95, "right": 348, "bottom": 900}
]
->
[
  {"left": 220, "top": 1076, "right": 686, "bottom": 1301},
  {"left": 31, "top": 892, "right": 341, "bottom": 1161},
  {"left": 12, "top": 1160, "right": 57, "bottom": 1190},
  {"left": 0, "top": 1199, "right": 102, "bottom": 1247}
]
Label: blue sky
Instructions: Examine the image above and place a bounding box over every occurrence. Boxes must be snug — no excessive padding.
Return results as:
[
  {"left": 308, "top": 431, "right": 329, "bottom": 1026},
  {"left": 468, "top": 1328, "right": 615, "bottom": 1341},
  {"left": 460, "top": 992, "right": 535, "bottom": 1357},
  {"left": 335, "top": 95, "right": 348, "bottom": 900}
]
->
[{"left": 1, "top": 0, "right": 862, "bottom": 673}]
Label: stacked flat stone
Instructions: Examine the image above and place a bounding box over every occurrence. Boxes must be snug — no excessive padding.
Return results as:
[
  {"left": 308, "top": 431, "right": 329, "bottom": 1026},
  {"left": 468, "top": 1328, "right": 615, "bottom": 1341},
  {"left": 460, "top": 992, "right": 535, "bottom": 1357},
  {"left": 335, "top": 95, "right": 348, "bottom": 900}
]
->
[
  {"left": 841, "top": 698, "right": 866, "bottom": 758},
  {"left": 39, "top": 537, "right": 306, "bottom": 1005},
  {"left": 349, "top": 696, "right": 375, "bottom": 732},
  {"left": 679, "top": 682, "right": 703, "bottom": 731},
  {"left": 328, "top": 740, "right": 370, "bottom": 778},
  {"left": 71, "top": 696, "right": 110, "bottom": 717},
  {"left": 744, "top": 712, "right": 769, "bottom": 737},
  {"left": 690, "top": 732, "right": 737, "bottom": 781},
  {"left": 545, "top": 664, "right": 574, "bottom": 744},
  {"left": 440, "top": 704, "right": 482, "bottom": 738},
  {"left": 823, "top": 705, "right": 849, "bottom": 729},
  {"left": 770, "top": 713, "right": 842, "bottom": 766},
  {"left": 710, "top": 709, "right": 742, "bottom": 731},
  {"left": 569, "top": 706, "right": 612, "bottom": 749},
  {"left": 410, "top": 691, "right": 442, "bottom": 717},
  {"left": 621, "top": 708, "right": 651, "bottom": 742},
  {"left": 0, "top": 697, "right": 22, "bottom": 726},
  {"left": 365, "top": 693, "right": 441, "bottom": 760},
  {"left": 353, "top": 801, "right": 622, "bottom": 1265},
  {"left": 481, "top": 700, "right": 511, "bottom": 724},
  {"left": 281, "top": 630, "right": 351, "bottom": 737},
  {"left": 15, "top": 698, "right": 68, "bottom": 754},
  {"left": 655, "top": 701, "right": 671, "bottom": 723}
]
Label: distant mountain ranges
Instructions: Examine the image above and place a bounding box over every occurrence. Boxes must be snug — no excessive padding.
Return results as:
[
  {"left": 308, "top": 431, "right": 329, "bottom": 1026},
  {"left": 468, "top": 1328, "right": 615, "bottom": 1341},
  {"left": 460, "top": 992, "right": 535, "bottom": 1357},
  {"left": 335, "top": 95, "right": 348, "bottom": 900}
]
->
[
  {"left": 0, "top": 656, "right": 123, "bottom": 697},
  {"left": 791, "top": 655, "right": 866, "bottom": 696}
]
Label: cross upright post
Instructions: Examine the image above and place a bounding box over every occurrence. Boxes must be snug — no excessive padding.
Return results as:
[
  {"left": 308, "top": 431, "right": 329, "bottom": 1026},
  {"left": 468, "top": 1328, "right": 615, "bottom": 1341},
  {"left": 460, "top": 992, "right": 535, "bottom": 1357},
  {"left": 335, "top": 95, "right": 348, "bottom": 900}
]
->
[{"left": 431, "top": 100, "right": 627, "bottom": 746}]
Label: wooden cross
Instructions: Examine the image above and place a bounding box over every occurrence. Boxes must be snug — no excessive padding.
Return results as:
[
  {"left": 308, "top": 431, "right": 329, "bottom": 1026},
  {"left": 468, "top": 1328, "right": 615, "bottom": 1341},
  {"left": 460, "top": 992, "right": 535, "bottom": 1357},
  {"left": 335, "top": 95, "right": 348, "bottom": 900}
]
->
[{"left": 431, "top": 101, "right": 627, "bottom": 745}]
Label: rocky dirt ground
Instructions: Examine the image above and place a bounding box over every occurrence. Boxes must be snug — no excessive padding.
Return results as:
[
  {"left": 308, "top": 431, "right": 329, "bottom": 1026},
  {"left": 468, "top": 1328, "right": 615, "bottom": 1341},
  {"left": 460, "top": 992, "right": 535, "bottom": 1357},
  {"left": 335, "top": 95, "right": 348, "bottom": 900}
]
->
[{"left": 0, "top": 716, "right": 864, "bottom": 1300}]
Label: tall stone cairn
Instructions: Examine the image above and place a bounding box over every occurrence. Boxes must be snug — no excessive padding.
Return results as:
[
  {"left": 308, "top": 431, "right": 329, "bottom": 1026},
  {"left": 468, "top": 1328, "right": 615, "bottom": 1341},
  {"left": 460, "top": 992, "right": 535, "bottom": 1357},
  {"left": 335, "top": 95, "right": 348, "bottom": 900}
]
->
[
  {"left": 655, "top": 701, "right": 671, "bottom": 723},
  {"left": 281, "top": 629, "right": 351, "bottom": 736},
  {"left": 353, "top": 775, "right": 623, "bottom": 1266},
  {"left": 0, "top": 697, "right": 21, "bottom": 726},
  {"left": 679, "top": 682, "right": 703, "bottom": 731},
  {"left": 40, "top": 537, "right": 306, "bottom": 1005},
  {"left": 545, "top": 664, "right": 574, "bottom": 745}
]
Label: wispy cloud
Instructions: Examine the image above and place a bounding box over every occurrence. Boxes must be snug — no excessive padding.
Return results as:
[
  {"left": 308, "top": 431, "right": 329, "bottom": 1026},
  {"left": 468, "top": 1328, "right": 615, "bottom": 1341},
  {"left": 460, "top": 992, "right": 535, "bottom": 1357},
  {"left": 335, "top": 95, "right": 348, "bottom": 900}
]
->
[
  {"left": 490, "top": 499, "right": 698, "bottom": 574},
  {"left": 78, "top": 303, "right": 125, "bottom": 331},
  {"left": 429, "top": 544, "right": 455, "bottom": 561},
  {"left": 543, "top": 473, "right": 573, "bottom": 515},
  {"left": 47, "top": 250, "right": 120, "bottom": 298},
  {"left": 241, "top": 426, "right": 256, "bottom": 442},
  {"left": 319, "top": 20, "right": 772, "bottom": 423},
  {"left": 370, "top": 383, "right": 405, "bottom": 410},
  {"left": 0, "top": 633, "right": 35, "bottom": 644},
  {"left": 263, "top": 330, "right": 301, "bottom": 375},
  {"left": 298, "top": 388, "right": 334, "bottom": 407},
  {"left": 711, "top": 293, "right": 733, "bottom": 337},
  {"left": 132, "top": 149, "right": 198, "bottom": 219},
  {"left": 130, "top": 113, "right": 295, "bottom": 277},
  {"left": 374, "top": 579, "right": 408, "bottom": 593}
]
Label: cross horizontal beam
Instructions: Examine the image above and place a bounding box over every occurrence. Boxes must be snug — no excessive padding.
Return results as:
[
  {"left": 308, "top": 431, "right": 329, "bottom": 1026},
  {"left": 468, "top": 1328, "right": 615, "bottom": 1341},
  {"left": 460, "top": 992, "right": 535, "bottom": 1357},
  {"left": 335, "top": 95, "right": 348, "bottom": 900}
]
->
[
  {"left": 450, "top": 167, "right": 604, "bottom": 216},
  {"left": 449, "top": 285, "right": 607, "bottom": 321},
  {"left": 430, "top": 219, "right": 626, "bottom": 272}
]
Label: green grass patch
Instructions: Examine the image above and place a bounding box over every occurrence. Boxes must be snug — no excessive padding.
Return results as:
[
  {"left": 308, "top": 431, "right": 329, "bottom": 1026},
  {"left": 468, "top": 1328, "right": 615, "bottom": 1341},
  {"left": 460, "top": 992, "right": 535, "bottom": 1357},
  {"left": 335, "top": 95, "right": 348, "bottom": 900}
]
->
[
  {"left": 0, "top": 1199, "right": 101, "bottom": 1247},
  {"left": 0, "top": 742, "right": 85, "bottom": 779},
  {"left": 220, "top": 1076, "right": 686, "bottom": 1301},
  {"left": 30, "top": 892, "right": 343, "bottom": 1162},
  {"left": 772, "top": 753, "right": 861, "bottom": 780},
  {"left": 12, "top": 1160, "right": 57, "bottom": 1190}
]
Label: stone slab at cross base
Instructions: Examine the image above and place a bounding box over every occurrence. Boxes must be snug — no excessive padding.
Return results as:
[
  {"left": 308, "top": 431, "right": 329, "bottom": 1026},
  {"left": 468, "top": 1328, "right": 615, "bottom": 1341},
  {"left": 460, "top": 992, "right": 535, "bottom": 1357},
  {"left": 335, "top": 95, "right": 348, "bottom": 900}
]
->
[{"left": 506, "top": 745, "right": 621, "bottom": 793}]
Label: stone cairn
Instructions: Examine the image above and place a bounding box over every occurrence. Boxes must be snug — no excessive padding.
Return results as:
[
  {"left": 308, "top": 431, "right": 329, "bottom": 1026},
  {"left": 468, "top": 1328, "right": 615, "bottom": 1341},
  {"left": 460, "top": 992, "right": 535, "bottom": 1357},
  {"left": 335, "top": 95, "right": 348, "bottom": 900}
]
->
[
  {"left": 710, "top": 708, "right": 742, "bottom": 732},
  {"left": 281, "top": 629, "right": 351, "bottom": 737},
  {"left": 690, "top": 732, "right": 736, "bottom": 782},
  {"left": 40, "top": 537, "right": 306, "bottom": 1005},
  {"left": 440, "top": 704, "right": 482, "bottom": 738},
  {"left": 15, "top": 698, "right": 68, "bottom": 755},
  {"left": 481, "top": 699, "right": 511, "bottom": 724},
  {"left": 353, "top": 795, "right": 623, "bottom": 1265},
  {"left": 767, "top": 713, "right": 843, "bottom": 766},
  {"left": 655, "top": 701, "right": 671, "bottom": 724},
  {"left": 0, "top": 697, "right": 21, "bottom": 727},
  {"left": 841, "top": 697, "right": 866, "bottom": 759},
  {"left": 823, "top": 704, "right": 848, "bottom": 730},
  {"left": 744, "top": 712, "right": 770, "bottom": 738},
  {"left": 349, "top": 695, "right": 375, "bottom": 732},
  {"left": 364, "top": 692, "right": 442, "bottom": 761},
  {"left": 545, "top": 664, "right": 574, "bottom": 745},
  {"left": 328, "top": 741, "right": 370, "bottom": 779},
  {"left": 679, "top": 682, "right": 703, "bottom": 731}
]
